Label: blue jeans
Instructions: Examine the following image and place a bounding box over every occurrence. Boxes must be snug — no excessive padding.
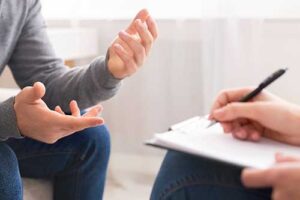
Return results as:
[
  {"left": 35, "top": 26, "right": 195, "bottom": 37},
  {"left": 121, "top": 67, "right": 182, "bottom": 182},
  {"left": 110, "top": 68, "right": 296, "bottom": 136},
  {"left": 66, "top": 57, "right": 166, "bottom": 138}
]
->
[
  {"left": 151, "top": 151, "right": 272, "bottom": 200},
  {"left": 0, "top": 125, "right": 110, "bottom": 200}
]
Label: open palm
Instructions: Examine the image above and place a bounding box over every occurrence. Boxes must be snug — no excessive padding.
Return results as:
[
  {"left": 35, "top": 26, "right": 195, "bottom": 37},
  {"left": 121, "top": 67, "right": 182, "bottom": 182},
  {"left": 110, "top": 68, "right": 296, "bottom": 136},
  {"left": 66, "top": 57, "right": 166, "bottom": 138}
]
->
[
  {"left": 14, "top": 82, "right": 104, "bottom": 144},
  {"left": 107, "top": 9, "right": 158, "bottom": 79}
]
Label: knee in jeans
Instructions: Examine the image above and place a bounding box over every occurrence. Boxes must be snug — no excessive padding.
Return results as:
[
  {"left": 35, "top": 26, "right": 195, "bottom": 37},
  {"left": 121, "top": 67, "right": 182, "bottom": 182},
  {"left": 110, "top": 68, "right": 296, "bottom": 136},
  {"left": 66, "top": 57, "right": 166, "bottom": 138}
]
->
[
  {"left": 79, "top": 125, "right": 111, "bottom": 163},
  {"left": 0, "top": 143, "right": 19, "bottom": 172}
]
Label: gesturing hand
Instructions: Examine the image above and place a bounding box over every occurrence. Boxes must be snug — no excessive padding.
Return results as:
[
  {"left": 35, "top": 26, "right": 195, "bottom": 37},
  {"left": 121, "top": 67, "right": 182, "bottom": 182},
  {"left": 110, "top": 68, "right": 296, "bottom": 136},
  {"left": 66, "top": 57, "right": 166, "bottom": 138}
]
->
[
  {"left": 108, "top": 9, "right": 158, "bottom": 79},
  {"left": 242, "top": 153, "right": 300, "bottom": 200},
  {"left": 14, "top": 82, "right": 104, "bottom": 144},
  {"left": 209, "top": 88, "right": 300, "bottom": 145}
]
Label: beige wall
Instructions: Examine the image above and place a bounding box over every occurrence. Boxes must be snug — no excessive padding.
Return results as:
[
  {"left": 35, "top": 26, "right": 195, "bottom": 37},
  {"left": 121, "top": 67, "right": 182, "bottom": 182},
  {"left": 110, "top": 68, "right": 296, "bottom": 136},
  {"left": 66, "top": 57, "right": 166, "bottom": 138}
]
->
[{"left": 0, "top": 67, "right": 18, "bottom": 88}]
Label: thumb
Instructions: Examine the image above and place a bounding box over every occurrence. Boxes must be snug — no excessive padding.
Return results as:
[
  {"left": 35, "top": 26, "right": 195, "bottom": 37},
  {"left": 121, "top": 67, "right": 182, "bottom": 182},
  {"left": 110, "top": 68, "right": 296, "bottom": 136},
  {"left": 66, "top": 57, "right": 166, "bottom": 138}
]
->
[
  {"left": 275, "top": 153, "right": 300, "bottom": 163},
  {"left": 20, "top": 82, "right": 46, "bottom": 102},
  {"left": 126, "top": 9, "right": 149, "bottom": 34},
  {"left": 212, "top": 102, "right": 263, "bottom": 122},
  {"left": 241, "top": 168, "right": 274, "bottom": 188}
]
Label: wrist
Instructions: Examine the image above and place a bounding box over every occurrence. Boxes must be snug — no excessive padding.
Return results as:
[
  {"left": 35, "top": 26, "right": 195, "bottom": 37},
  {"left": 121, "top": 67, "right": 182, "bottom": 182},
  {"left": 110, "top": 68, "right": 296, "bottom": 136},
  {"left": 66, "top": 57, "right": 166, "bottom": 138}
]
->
[
  {"left": 107, "top": 63, "right": 125, "bottom": 80},
  {"left": 91, "top": 55, "right": 122, "bottom": 90},
  {"left": 106, "top": 47, "right": 128, "bottom": 80}
]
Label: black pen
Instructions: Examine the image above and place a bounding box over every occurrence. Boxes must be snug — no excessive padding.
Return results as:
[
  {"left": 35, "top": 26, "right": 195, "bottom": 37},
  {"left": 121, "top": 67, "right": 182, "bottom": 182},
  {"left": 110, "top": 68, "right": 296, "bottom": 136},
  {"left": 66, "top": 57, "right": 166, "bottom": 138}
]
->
[{"left": 206, "top": 68, "right": 288, "bottom": 128}]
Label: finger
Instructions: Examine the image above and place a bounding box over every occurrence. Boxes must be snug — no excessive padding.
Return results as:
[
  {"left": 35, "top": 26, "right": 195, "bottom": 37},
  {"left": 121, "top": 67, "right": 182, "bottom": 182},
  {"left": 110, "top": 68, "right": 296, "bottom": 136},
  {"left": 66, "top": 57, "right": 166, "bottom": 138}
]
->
[
  {"left": 241, "top": 168, "right": 274, "bottom": 188},
  {"left": 146, "top": 15, "right": 158, "bottom": 40},
  {"left": 83, "top": 105, "right": 103, "bottom": 118},
  {"left": 275, "top": 153, "right": 300, "bottom": 163},
  {"left": 70, "top": 100, "right": 80, "bottom": 117},
  {"left": 210, "top": 87, "right": 255, "bottom": 113},
  {"left": 33, "top": 82, "right": 46, "bottom": 99},
  {"left": 232, "top": 126, "right": 249, "bottom": 140},
  {"left": 271, "top": 190, "right": 282, "bottom": 200},
  {"left": 60, "top": 118, "right": 105, "bottom": 138},
  {"left": 212, "top": 102, "right": 265, "bottom": 123},
  {"left": 21, "top": 82, "right": 46, "bottom": 102},
  {"left": 126, "top": 9, "right": 149, "bottom": 34},
  {"left": 119, "top": 31, "right": 146, "bottom": 66},
  {"left": 239, "top": 124, "right": 262, "bottom": 141},
  {"left": 231, "top": 121, "right": 259, "bottom": 141},
  {"left": 71, "top": 117, "right": 104, "bottom": 131},
  {"left": 55, "top": 106, "right": 65, "bottom": 115},
  {"left": 231, "top": 121, "right": 245, "bottom": 140},
  {"left": 58, "top": 115, "right": 104, "bottom": 132},
  {"left": 249, "top": 131, "right": 261, "bottom": 141},
  {"left": 116, "top": 39, "right": 134, "bottom": 57},
  {"left": 114, "top": 43, "right": 138, "bottom": 74},
  {"left": 135, "top": 19, "right": 154, "bottom": 55},
  {"left": 220, "top": 122, "right": 234, "bottom": 133}
]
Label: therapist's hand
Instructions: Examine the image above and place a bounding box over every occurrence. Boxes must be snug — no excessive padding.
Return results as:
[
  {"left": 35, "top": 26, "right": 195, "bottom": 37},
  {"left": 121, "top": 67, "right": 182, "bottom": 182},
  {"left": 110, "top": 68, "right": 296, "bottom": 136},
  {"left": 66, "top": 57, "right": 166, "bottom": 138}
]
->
[
  {"left": 209, "top": 88, "right": 300, "bottom": 145},
  {"left": 14, "top": 82, "right": 104, "bottom": 144},
  {"left": 107, "top": 9, "right": 158, "bottom": 79},
  {"left": 242, "top": 153, "right": 300, "bottom": 200}
]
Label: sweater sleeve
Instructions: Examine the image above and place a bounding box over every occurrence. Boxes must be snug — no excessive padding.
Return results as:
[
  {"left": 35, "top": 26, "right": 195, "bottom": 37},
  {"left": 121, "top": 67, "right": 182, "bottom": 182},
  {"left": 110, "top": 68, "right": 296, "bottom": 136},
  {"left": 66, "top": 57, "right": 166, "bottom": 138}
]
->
[
  {"left": 0, "top": 97, "right": 22, "bottom": 140},
  {"left": 8, "top": 0, "right": 122, "bottom": 111}
]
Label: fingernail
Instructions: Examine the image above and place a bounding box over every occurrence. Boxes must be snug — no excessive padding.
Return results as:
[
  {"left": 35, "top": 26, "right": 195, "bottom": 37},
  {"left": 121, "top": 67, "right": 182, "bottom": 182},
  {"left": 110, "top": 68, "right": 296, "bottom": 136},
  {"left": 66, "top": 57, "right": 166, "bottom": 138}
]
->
[
  {"left": 251, "top": 133, "right": 260, "bottom": 141},
  {"left": 208, "top": 114, "right": 213, "bottom": 120},
  {"left": 119, "top": 30, "right": 125, "bottom": 35},
  {"left": 223, "top": 125, "right": 229, "bottom": 133},
  {"left": 236, "top": 130, "right": 246, "bottom": 139},
  {"left": 96, "top": 118, "right": 104, "bottom": 125},
  {"left": 135, "top": 20, "right": 144, "bottom": 29},
  {"left": 96, "top": 106, "right": 102, "bottom": 112},
  {"left": 120, "top": 30, "right": 129, "bottom": 37},
  {"left": 114, "top": 43, "right": 122, "bottom": 50},
  {"left": 138, "top": 21, "right": 143, "bottom": 27},
  {"left": 136, "top": 19, "right": 142, "bottom": 24},
  {"left": 213, "top": 109, "right": 224, "bottom": 117}
]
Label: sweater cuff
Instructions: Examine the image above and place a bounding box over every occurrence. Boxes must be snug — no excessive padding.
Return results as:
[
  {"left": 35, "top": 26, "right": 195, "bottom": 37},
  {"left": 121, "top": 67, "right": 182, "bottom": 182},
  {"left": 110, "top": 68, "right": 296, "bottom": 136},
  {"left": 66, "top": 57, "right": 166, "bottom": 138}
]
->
[
  {"left": 91, "top": 54, "right": 122, "bottom": 90},
  {"left": 0, "top": 97, "right": 23, "bottom": 140}
]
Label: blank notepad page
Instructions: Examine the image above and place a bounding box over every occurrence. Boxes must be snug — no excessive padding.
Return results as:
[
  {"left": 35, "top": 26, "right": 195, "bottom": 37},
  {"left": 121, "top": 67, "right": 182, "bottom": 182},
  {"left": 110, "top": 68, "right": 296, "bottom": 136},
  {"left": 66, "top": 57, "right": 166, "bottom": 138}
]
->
[{"left": 152, "top": 117, "right": 300, "bottom": 169}]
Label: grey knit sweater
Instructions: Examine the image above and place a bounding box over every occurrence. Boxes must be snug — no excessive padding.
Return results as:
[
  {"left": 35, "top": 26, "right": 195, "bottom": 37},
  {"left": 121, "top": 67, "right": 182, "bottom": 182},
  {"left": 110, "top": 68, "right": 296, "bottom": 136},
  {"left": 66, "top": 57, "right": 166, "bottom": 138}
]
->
[{"left": 0, "top": 0, "right": 121, "bottom": 140}]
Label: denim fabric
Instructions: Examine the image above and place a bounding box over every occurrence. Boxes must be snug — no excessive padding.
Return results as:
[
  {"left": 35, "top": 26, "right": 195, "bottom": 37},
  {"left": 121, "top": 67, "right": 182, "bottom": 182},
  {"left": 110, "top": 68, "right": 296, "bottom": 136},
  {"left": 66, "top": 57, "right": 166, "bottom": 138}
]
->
[
  {"left": 0, "top": 125, "right": 110, "bottom": 200},
  {"left": 0, "top": 143, "right": 22, "bottom": 200},
  {"left": 151, "top": 151, "right": 272, "bottom": 200}
]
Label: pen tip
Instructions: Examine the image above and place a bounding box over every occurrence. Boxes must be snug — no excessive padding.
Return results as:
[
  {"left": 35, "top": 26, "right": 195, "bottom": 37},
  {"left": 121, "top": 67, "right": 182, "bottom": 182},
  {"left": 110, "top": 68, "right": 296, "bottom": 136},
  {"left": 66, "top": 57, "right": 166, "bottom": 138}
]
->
[{"left": 206, "top": 121, "right": 216, "bottom": 129}]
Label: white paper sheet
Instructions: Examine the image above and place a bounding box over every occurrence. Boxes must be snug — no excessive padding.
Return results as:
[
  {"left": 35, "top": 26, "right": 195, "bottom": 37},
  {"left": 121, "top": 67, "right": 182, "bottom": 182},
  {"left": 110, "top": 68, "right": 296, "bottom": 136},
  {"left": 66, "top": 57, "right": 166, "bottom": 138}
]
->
[{"left": 147, "top": 117, "right": 300, "bottom": 169}]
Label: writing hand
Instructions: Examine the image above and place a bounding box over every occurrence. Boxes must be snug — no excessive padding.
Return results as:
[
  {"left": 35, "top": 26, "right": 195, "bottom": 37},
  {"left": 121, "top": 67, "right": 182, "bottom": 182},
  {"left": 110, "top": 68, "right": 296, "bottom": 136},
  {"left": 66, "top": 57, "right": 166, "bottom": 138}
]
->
[{"left": 209, "top": 88, "right": 300, "bottom": 145}]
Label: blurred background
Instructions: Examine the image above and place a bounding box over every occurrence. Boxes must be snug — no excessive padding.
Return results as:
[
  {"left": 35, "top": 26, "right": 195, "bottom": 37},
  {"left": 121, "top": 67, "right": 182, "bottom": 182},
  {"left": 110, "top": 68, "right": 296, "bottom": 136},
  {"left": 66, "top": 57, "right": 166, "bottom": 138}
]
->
[{"left": 2, "top": 0, "right": 300, "bottom": 199}]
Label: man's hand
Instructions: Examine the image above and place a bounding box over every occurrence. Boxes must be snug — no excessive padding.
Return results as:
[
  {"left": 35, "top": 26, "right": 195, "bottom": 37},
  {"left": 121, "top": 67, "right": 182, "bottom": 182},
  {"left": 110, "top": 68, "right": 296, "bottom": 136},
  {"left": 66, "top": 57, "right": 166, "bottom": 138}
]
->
[
  {"left": 209, "top": 88, "right": 300, "bottom": 145},
  {"left": 14, "top": 82, "right": 104, "bottom": 144},
  {"left": 108, "top": 9, "right": 158, "bottom": 79},
  {"left": 242, "top": 153, "right": 300, "bottom": 200}
]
